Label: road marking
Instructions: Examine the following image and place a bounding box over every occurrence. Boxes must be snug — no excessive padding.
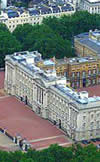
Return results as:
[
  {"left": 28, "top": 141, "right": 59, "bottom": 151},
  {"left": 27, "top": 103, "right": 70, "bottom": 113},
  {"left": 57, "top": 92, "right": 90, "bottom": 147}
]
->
[
  {"left": 29, "top": 135, "right": 65, "bottom": 143},
  {"left": 36, "top": 142, "right": 71, "bottom": 150},
  {"left": 59, "top": 142, "right": 72, "bottom": 146},
  {"left": 0, "top": 96, "right": 9, "bottom": 99}
]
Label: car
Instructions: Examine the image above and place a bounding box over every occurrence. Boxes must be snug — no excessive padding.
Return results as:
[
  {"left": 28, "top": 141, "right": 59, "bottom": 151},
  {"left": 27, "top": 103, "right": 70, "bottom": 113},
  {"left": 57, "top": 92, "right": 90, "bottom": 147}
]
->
[
  {"left": 96, "top": 144, "right": 100, "bottom": 149},
  {"left": 96, "top": 138, "right": 100, "bottom": 141},
  {"left": 81, "top": 140, "right": 90, "bottom": 145},
  {"left": 91, "top": 138, "right": 97, "bottom": 142}
]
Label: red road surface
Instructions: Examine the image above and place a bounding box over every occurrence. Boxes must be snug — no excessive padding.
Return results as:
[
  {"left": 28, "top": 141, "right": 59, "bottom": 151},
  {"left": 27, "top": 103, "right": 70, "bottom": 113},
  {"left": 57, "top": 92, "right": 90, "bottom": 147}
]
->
[
  {"left": 0, "top": 71, "right": 70, "bottom": 149},
  {"left": 0, "top": 96, "right": 70, "bottom": 149},
  {"left": 31, "top": 136, "right": 68, "bottom": 149}
]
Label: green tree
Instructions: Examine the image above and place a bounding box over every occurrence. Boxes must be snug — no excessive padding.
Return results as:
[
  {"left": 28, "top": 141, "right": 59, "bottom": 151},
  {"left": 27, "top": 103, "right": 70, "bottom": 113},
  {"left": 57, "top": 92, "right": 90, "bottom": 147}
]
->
[{"left": 0, "top": 30, "right": 22, "bottom": 67}]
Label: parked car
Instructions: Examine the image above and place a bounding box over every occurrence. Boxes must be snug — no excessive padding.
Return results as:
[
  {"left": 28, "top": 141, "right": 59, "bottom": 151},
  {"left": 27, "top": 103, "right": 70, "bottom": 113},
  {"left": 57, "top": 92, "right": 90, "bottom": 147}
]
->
[
  {"left": 96, "top": 144, "right": 100, "bottom": 149},
  {"left": 96, "top": 138, "right": 100, "bottom": 141},
  {"left": 91, "top": 138, "right": 97, "bottom": 142},
  {"left": 81, "top": 140, "right": 90, "bottom": 145}
]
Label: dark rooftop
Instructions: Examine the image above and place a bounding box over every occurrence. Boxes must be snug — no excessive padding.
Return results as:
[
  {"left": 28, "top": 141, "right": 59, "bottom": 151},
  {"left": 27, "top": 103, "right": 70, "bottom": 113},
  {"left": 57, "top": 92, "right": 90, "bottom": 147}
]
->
[
  {"left": 75, "top": 33, "right": 100, "bottom": 54},
  {"left": 7, "top": 9, "right": 19, "bottom": 18},
  {"left": 52, "top": 6, "right": 61, "bottom": 13},
  {"left": 29, "top": 9, "right": 40, "bottom": 16}
]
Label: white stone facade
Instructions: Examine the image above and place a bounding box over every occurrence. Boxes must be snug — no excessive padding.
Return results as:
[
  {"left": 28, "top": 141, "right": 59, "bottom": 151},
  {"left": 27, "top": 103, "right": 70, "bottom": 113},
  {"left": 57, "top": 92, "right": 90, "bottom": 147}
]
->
[
  {"left": 1, "top": 0, "right": 7, "bottom": 9},
  {"left": 4, "top": 51, "right": 100, "bottom": 141},
  {"left": 83, "top": 0, "right": 100, "bottom": 14}
]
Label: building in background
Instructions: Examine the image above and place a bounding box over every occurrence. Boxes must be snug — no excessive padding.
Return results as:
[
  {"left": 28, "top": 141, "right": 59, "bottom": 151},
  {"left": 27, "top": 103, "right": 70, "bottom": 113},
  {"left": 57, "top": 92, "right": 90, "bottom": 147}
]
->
[
  {"left": 37, "top": 56, "right": 100, "bottom": 89},
  {"left": 74, "top": 29, "right": 100, "bottom": 57},
  {"left": 65, "top": 57, "right": 100, "bottom": 88},
  {"left": 0, "top": 2, "right": 75, "bottom": 32}
]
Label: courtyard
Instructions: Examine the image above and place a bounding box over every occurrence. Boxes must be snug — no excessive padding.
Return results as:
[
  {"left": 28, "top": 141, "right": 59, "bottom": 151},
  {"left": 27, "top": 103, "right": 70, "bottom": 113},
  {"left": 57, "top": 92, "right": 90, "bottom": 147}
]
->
[{"left": 0, "top": 71, "right": 71, "bottom": 150}]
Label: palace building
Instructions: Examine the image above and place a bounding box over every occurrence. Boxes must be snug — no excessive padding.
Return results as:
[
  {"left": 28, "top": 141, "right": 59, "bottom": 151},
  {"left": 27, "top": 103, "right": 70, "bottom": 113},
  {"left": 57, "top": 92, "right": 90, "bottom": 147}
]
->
[
  {"left": 4, "top": 50, "right": 100, "bottom": 141},
  {"left": 65, "top": 57, "right": 100, "bottom": 88},
  {"left": 37, "top": 56, "right": 100, "bottom": 89}
]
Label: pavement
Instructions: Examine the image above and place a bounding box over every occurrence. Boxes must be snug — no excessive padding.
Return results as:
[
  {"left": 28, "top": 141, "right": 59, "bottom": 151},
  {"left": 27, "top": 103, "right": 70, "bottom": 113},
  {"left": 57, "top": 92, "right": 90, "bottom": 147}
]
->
[
  {"left": 0, "top": 132, "right": 20, "bottom": 151},
  {"left": 0, "top": 96, "right": 72, "bottom": 150}
]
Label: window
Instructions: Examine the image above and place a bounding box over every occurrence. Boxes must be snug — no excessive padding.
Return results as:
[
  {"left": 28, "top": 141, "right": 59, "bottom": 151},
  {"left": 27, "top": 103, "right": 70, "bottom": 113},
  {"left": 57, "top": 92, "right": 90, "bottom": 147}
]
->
[
  {"left": 77, "top": 72, "right": 80, "bottom": 77},
  {"left": 97, "top": 68, "right": 99, "bottom": 74},
  {"left": 82, "top": 123, "right": 86, "bottom": 129},
  {"left": 90, "top": 132, "right": 93, "bottom": 137},
  {"left": 97, "top": 121, "right": 99, "bottom": 129},
  {"left": 82, "top": 71, "right": 86, "bottom": 78},
  {"left": 39, "top": 88, "right": 41, "bottom": 103},
  {"left": 90, "top": 122, "right": 94, "bottom": 129},
  {"left": 98, "top": 78, "right": 100, "bottom": 83},
  {"left": 91, "top": 114, "right": 94, "bottom": 119},
  {"left": 76, "top": 81, "right": 80, "bottom": 88},
  {"left": 92, "top": 79, "right": 96, "bottom": 85},
  {"left": 37, "top": 86, "right": 39, "bottom": 101},
  {"left": 93, "top": 69, "right": 96, "bottom": 74},
  {"left": 96, "top": 131, "right": 99, "bottom": 136},
  {"left": 88, "top": 79, "right": 91, "bottom": 85},
  {"left": 88, "top": 70, "right": 91, "bottom": 75},
  {"left": 97, "top": 113, "right": 100, "bottom": 118},
  {"left": 72, "top": 72, "right": 75, "bottom": 77},
  {"left": 72, "top": 82, "right": 74, "bottom": 88},
  {"left": 83, "top": 116, "right": 86, "bottom": 120}
]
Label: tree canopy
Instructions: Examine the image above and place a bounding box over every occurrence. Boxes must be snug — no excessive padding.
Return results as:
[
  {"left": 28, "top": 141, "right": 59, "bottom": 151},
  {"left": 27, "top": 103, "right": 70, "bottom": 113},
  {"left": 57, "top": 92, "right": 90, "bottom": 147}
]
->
[
  {"left": 0, "top": 144, "right": 100, "bottom": 162},
  {"left": 1, "top": 11, "right": 100, "bottom": 67},
  {"left": 0, "top": 24, "right": 22, "bottom": 67},
  {"left": 13, "top": 23, "right": 73, "bottom": 59}
]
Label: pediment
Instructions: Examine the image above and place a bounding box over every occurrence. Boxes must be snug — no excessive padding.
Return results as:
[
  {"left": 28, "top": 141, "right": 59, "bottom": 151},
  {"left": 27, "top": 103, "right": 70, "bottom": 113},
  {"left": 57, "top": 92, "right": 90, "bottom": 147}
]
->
[{"left": 35, "top": 78, "right": 46, "bottom": 87}]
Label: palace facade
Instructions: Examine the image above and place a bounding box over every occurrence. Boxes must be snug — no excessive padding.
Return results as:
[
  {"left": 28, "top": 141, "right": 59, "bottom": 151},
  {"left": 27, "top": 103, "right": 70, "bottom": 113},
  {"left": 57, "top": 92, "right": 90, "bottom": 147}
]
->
[{"left": 4, "top": 51, "right": 100, "bottom": 141}]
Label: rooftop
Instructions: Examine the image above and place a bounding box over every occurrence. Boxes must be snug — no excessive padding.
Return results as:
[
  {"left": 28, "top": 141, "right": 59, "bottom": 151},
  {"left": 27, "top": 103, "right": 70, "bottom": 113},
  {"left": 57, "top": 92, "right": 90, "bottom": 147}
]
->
[
  {"left": 0, "top": 3, "right": 75, "bottom": 19},
  {"left": 75, "top": 31, "right": 100, "bottom": 55},
  {"left": 53, "top": 84, "right": 100, "bottom": 108},
  {"left": 56, "top": 56, "right": 98, "bottom": 66},
  {"left": 78, "top": 85, "right": 100, "bottom": 97},
  {"left": 67, "top": 56, "right": 98, "bottom": 65},
  {"left": 43, "top": 60, "right": 55, "bottom": 66},
  {"left": 86, "top": 0, "right": 100, "bottom": 3},
  {"left": 6, "top": 51, "right": 66, "bottom": 85}
]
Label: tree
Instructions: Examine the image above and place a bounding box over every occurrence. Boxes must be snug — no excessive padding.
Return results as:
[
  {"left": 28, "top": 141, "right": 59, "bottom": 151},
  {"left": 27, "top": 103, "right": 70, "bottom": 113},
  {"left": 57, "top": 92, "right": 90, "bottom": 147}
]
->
[
  {"left": 0, "top": 144, "right": 99, "bottom": 161},
  {"left": 13, "top": 24, "right": 33, "bottom": 46},
  {"left": 0, "top": 30, "right": 22, "bottom": 67},
  {"left": 13, "top": 23, "right": 74, "bottom": 59},
  {"left": 2, "top": 10, "right": 100, "bottom": 67}
]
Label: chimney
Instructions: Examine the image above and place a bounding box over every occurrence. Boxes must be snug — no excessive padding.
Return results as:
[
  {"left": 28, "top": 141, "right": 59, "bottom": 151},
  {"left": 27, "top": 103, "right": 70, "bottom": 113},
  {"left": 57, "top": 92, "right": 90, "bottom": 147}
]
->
[{"left": 89, "top": 30, "right": 92, "bottom": 38}]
